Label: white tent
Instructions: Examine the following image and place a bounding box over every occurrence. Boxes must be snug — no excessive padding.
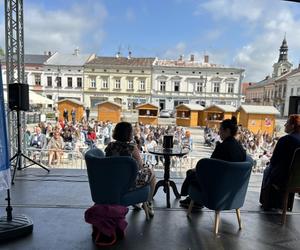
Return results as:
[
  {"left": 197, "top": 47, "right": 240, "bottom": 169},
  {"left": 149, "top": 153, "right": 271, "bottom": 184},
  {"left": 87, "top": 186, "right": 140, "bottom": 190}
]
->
[{"left": 3, "top": 90, "right": 54, "bottom": 105}]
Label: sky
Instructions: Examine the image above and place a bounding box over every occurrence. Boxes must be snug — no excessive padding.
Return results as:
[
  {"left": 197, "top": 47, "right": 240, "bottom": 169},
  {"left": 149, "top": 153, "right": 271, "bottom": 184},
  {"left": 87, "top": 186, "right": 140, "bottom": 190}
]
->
[{"left": 1, "top": 0, "right": 300, "bottom": 82}]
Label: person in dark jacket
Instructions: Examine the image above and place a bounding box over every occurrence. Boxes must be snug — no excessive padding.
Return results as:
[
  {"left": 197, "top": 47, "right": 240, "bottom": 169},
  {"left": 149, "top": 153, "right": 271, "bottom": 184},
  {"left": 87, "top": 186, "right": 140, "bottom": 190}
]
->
[
  {"left": 260, "top": 114, "right": 300, "bottom": 210},
  {"left": 180, "top": 116, "right": 246, "bottom": 208}
]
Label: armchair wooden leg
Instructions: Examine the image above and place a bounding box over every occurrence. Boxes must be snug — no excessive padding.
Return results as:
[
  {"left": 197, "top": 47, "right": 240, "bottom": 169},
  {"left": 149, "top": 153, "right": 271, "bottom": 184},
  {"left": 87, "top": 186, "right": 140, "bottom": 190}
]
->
[
  {"left": 143, "top": 202, "right": 150, "bottom": 221},
  {"left": 236, "top": 209, "right": 242, "bottom": 230},
  {"left": 214, "top": 211, "right": 220, "bottom": 235},
  {"left": 187, "top": 200, "right": 194, "bottom": 218},
  {"left": 281, "top": 192, "right": 289, "bottom": 225}
]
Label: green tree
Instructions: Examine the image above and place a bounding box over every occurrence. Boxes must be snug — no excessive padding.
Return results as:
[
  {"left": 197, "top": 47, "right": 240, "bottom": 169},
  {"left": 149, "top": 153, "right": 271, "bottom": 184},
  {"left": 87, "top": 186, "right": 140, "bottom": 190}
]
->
[{"left": 0, "top": 47, "right": 4, "bottom": 56}]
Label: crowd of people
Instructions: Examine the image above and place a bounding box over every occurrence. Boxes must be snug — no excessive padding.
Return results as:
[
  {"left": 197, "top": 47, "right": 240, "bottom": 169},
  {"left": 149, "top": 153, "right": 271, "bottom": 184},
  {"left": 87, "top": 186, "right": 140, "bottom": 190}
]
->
[{"left": 24, "top": 119, "right": 114, "bottom": 166}]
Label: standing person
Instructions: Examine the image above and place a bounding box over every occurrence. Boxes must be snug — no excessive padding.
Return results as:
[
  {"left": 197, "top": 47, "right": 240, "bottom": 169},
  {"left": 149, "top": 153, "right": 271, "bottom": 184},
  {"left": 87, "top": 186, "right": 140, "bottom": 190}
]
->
[
  {"left": 47, "top": 131, "right": 64, "bottom": 166},
  {"left": 85, "top": 106, "right": 90, "bottom": 121},
  {"left": 105, "top": 122, "right": 156, "bottom": 216},
  {"left": 63, "top": 108, "right": 68, "bottom": 122},
  {"left": 71, "top": 108, "right": 76, "bottom": 125},
  {"left": 180, "top": 117, "right": 246, "bottom": 208},
  {"left": 260, "top": 114, "right": 300, "bottom": 210}
]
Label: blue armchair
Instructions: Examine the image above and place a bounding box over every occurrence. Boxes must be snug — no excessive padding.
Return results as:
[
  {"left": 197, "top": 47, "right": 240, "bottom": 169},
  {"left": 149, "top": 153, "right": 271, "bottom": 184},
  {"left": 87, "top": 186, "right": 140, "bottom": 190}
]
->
[
  {"left": 85, "top": 148, "right": 151, "bottom": 220},
  {"left": 187, "top": 155, "right": 253, "bottom": 234}
]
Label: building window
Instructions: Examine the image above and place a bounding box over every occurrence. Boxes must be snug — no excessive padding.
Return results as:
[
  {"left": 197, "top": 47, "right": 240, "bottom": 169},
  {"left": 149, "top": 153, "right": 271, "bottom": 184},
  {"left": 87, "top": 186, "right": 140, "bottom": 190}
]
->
[
  {"left": 67, "top": 77, "right": 72, "bottom": 88},
  {"left": 102, "top": 79, "right": 108, "bottom": 89},
  {"left": 160, "top": 81, "right": 166, "bottom": 91},
  {"left": 34, "top": 74, "right": 41, "bottom": 86},
  {"left": 213, "top": 82, "right": 220, "bottom": 93},
  {"left": 174, "top": 81, "right": 180, "bottom": 92},
  {"left": 47, "top": 76, "right": 52, "bottom": 87},
  {"left": 139, "top": 80, "right": 145, "bottom": 90},
  {"left": 115, "top": 79, "right": 121, "bottom": 89},
  {"left": 283, "top": 84, "right": 287, "bottom": 98},
  {"left": 196, "top": 82, "right": 203, "bottom": 92},
  {"left": 291, "top": 88, "right": 294, "bottom": 96},
  {"left": 128, "top": 80, "right": 133, "bottom": 90},
  {"left": 227, "top": 83, "right": 234, "bottom": 93},
  {"left": 90, "top": 78, "right": 96, "bottom": 88},
  {"left": 297, "top": 87, "right": 300, "bottom": 96},
  {"left": 77, "top": 78, "right": 82, "bottom": 88},
  {"left": 56, "top": 77, "right": 62, "bottom": 87}
]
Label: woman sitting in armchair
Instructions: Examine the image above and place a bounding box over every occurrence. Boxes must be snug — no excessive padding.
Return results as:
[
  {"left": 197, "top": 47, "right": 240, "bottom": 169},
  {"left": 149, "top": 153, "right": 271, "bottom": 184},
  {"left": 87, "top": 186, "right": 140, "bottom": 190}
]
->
[
  {"left": 105, "top": 122, "right": 156, "bottom": 216},
  {"left": 180, "top": 116, "right": 246, "bottom": 208}
]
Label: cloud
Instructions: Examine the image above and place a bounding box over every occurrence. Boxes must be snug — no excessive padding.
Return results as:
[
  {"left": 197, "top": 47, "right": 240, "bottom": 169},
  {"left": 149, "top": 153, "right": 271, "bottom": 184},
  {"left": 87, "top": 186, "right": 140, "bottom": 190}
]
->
[
  {"left": 196, "top": 0, "right": 265, "bottom": 22},
  {"left": 162, "top": 42, "right": 187, "bottom": 59},
  {"left": 193, "top": 0, "right": 300, "bottom": 82},
  {"left": 125, "top": 8, "right": 135, "bottom": 22},
  {"left": 0, "top": 2, "right": 108, "bottom": 54}
]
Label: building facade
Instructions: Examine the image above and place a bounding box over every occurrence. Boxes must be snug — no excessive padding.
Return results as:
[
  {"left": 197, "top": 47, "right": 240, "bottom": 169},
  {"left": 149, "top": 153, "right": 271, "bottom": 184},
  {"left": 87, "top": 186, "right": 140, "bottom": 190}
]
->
[
  {"left": 284, "top": 67, "right": 300, "bottom": 116},
  {"left": 83, "top": 55, "right": 154, "bottom": 111},
  {"left": 245, "top": 37, "right": 293, "bottom": 116},
  {"left": 43, "top": 50, "right": 95, "bottom": 104},
  {"left": 152, "top": 55, "right": 244, "bottom": 111}
]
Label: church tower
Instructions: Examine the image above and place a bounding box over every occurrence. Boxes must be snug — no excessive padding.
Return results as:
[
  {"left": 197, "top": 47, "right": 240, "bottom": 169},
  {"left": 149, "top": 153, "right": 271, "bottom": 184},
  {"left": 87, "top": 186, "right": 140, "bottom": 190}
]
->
[{"left": 272, "top": 36, "right": 293, "bottom": 78}]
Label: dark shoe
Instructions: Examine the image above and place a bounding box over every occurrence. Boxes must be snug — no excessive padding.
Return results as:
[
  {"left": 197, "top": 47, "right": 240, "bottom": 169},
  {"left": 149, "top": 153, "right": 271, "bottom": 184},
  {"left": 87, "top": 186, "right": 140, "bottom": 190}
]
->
[
  {"left": 132, "top": 204, "right": 142, "bottom": 211},
  {"left": 179, "top": 196, "right": 192, "bottom": 207},
  {"left": 180, "top": 196, "right": 204, "bottom": 209}
]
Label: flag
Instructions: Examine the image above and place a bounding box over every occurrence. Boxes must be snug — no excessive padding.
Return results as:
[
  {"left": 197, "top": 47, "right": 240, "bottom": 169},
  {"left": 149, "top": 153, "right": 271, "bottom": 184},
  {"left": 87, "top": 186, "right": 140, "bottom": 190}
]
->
[{"left": 0, "top": 63, "right": 11, "bottom": 190}]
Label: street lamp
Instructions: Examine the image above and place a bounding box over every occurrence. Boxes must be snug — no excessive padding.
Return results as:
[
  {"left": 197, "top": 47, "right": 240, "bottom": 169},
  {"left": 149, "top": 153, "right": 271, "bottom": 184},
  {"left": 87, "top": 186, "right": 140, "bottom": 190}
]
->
[{"left": 55, "top": 67, "right": 61, "bottom": 103}]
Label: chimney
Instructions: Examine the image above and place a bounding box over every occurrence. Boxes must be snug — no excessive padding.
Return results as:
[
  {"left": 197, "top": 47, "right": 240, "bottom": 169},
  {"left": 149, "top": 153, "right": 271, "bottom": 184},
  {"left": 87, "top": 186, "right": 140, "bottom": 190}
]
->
[
  {"left": 204, "top": 55, "right": 209, "bottom": 63},
  {"left": 128, "top": 50, "right": 132, "bottom": 59},
  {"left": 190, "top": 54, "right": 195, "bottom": 61},
  {"left": 74, "top": 48, "right": 80, "bottom": 56},
  {"left": 48, "top": 51, "right": 52, "bottom": 56},
  {"left": 116, "top": 51, "right": 121, "bottom": 58},
  {"left": 179, "top": 55, "right": 183, "bottom": 61}
]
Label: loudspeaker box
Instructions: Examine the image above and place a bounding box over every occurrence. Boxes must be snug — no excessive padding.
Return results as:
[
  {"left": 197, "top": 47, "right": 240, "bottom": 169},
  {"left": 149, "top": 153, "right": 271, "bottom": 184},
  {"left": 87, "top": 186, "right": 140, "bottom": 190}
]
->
[{"left": 8, "top": 83, "right": 29, "bottom": 111}]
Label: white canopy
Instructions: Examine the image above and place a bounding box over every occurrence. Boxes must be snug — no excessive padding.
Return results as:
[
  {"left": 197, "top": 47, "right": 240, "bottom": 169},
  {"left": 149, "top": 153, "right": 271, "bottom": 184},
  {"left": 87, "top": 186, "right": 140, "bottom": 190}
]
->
[{"left": 3, "top": 90, "right": 54, "bottom": 105}]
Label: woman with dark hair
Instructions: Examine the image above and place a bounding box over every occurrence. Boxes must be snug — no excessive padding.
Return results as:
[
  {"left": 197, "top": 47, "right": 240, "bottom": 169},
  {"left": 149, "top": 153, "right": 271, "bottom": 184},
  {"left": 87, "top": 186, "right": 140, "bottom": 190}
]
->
[
  {"left": 260, "top": 114, "right": 300, "bottom": 210},
  {"left": 105, "top": 122, "right": 156, "bottom": 216},
  {"left": 180, "top": 116, "right": 246, "bottom": 208}
]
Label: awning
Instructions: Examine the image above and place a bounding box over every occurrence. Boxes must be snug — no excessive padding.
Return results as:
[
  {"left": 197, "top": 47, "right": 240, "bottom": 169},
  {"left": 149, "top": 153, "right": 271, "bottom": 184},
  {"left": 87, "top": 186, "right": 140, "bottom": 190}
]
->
[{"left": 3, "top": 90, "right": 54, "bottom": 105}]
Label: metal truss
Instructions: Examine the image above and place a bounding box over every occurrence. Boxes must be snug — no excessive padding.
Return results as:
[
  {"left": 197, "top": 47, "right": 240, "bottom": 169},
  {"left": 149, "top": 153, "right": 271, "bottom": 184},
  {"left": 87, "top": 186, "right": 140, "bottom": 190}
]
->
[{"left": 4, "top": 0, "right": 25, "bottom": 156}]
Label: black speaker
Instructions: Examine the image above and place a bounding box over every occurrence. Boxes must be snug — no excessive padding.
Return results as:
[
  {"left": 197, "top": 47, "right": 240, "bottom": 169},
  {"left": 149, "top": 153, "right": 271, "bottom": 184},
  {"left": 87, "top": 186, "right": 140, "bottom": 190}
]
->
[
  {"left": 163, "top": 135, "right": 173, "bottom": 149},
  {"left": 288, "top": 96, "right": 300, "bottom": 116},
  {"left": 8, "top": 83, "right": 29, "bottom": 111}
]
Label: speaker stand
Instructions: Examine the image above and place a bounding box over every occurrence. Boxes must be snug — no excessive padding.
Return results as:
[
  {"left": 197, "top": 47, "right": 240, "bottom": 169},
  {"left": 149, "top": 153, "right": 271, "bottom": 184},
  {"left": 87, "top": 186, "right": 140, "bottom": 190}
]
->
[
  {"left": 0, "top": 189, "right": 33, "bottom": 242},
  {"left": 10, "top": 110, "right": 49, "bottom": 185}
]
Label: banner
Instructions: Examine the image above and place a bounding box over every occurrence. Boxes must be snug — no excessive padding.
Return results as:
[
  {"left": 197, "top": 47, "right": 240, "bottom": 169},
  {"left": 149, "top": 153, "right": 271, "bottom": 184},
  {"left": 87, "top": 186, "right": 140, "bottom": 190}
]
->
[{"left": 0, "top": 63, "right": 11, "bottom": 190}]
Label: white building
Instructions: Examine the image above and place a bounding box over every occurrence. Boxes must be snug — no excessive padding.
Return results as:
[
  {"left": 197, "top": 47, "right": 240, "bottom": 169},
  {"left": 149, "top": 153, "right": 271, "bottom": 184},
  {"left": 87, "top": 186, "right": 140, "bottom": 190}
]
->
[
  {"left": 284, "top": 67, "right": 300, "bottom": 116},
  {"left": 43, "top": 49, "right": 95, "bottom": 104},
  {"left": 152, "top": 55, "right": 244, "bottom": 111}
]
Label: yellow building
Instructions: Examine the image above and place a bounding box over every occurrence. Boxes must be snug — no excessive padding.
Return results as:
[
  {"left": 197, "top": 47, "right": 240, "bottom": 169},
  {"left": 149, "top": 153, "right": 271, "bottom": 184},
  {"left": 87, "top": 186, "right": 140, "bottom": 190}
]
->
[{"left": 83, "top": 56, "right": 155, "bottom": 112}]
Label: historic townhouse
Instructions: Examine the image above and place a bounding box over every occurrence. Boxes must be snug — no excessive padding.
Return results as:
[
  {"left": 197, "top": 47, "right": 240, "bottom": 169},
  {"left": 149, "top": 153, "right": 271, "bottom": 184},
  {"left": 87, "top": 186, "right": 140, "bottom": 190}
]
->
[
  {"left": 284, "top": 66, "right": 300, "bottom": 116},
  {"left": 1, "top": 54, "right": 51, "bottom": 93},
  {"left": 152, "top": 55, "right": 244, "bottom": 111},
  {"left": 83, "top": 54, "right": 154, "bottom": 110},
  {"left": 43, "top": 49, "right": 95, "bottom": 103},
  {"left": 245, "top": 37, "right": 293, "bottom": 116}
]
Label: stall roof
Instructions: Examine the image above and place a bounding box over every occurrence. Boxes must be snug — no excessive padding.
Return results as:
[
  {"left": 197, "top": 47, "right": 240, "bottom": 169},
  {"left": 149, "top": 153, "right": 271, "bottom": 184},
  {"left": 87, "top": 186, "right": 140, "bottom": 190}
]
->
[
  {"left": 96, "top": 101, "right": 122, "bottom": 108},
  {"left": 176, "top": 104, "right": 204, "bottom": 111},
  {"left": 205, "top": 104, "right": 237, "bottom": 112},
  {"left": 136, "top": 103, "right": 159, "bottom": 109},
  {"left": 57, "top": 98, "right": 84, "bottom": 106},
  {"left": 238, "top": 105, "right": 280, "bottom": 115}
]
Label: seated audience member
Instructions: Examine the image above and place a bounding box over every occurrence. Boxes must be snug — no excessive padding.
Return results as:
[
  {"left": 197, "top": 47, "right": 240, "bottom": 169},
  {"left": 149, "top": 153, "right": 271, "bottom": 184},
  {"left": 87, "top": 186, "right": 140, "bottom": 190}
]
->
[
  {"left": 48, "top": 131, "right": 64, "bottom": 166},
  {"left": 180, "top": 117, "right": 246, "bottom": 208},
  {"left": 86, "top": 127, "right": 97, "bottom": 147},
  {"left": 30, "top": 126, "right": 47, "bottom": 149},
  {"left": 260, "top": 114, "right": 300, "bottom": 210},
  {"left": 105, "top": 122, "right": 156, "bottom": 216},
  {"left": 182, "top": 130, "right": 193, "bottom": 151}
]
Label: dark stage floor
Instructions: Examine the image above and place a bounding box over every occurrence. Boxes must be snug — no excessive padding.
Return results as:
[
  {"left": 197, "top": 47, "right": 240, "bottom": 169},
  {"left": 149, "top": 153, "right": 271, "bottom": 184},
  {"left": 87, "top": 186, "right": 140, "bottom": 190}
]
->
[{"left": 1, "top": 168, "right": 300, "bottom": 250}]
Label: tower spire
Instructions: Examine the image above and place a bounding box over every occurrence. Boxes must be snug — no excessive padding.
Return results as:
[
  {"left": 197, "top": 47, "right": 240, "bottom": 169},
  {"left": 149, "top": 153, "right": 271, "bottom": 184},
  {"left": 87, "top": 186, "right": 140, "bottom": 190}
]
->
[{"left": 278, "top": 34, "right": 288, "bottom": 62}]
